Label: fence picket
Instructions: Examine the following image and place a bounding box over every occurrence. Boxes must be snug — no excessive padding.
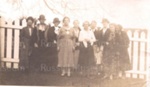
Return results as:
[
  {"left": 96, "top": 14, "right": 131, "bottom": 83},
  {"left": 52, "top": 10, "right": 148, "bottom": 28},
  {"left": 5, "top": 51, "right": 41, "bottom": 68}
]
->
[
  {"left": 139, "top": 32, "right": 146, "bottom": 79},
  {"left": 13, "top": 19, "right": 20, "bottom": 68},
  {"left": 132, "top": 31, "right": 139, "bottom": 78}
]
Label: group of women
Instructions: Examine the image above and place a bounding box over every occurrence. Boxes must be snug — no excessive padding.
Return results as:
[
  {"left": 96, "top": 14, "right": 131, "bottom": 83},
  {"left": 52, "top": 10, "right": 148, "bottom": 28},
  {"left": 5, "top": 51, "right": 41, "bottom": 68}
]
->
[{"left": 20, "top": 15, "right": 131, "bottom": 80}]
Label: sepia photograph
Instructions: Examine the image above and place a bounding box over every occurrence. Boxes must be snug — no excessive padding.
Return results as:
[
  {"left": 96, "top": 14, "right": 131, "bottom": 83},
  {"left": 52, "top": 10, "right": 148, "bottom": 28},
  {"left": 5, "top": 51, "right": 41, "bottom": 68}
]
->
[{"left": 0, "top": 0, "right": 150, "bottom": 87}]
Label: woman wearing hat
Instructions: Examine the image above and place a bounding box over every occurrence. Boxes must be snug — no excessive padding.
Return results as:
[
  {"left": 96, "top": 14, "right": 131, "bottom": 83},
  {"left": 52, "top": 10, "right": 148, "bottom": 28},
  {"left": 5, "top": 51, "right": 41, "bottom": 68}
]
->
[
  {"left": 57, "top": 17, "right": 75, "bottom": 77},
  {"left": 115, "top": 24, "right": 131, "bottom": 79},
  {"left": 46, "top": 17, "right": 61, "bottom": 68},
  {"left": 35, "top": 14, "right": 49, "bottom": 70},
  {"left": 20, "top": 16, "right": 38, "bottom": 71},
  {"left": 102, "top": 23, "right": 120, "bottom": 80},
  {"left": 98, "top": 18, "right": 111, "bottom": 78}
]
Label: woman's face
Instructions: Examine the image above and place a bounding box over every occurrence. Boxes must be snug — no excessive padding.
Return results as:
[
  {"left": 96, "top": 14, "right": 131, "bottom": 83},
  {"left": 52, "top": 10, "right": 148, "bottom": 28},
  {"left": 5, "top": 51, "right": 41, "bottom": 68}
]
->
[
  {"left": 63, "top": 18, "right": 70, "bottom": 26},
  {"left": 54, "top": 22, "right": 60, "bottom": 27},
  {"left": 109, "top": 24, "right": 116, "bottom": 32},
  {"left": 102, "top": 22, "right": 109, "bottom": 28},
  {"left": 73, "top": 20, "right": 79, "bottom": 28},
  {"left": 83, "top": 21, "right": 89, "bottom": 30},
  {"left": 90, "top": 21, "right": 97, "bottom": 29},
  {"left": 39, "top": 19, "right": 45, "bottom": 24}
]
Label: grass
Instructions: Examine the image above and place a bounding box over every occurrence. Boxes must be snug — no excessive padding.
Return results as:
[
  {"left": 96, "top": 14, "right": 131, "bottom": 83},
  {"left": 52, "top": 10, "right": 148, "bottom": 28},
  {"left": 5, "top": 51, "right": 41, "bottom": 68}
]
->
[{"left": 0, "top": 70, "right": 146, "bottom": 87}]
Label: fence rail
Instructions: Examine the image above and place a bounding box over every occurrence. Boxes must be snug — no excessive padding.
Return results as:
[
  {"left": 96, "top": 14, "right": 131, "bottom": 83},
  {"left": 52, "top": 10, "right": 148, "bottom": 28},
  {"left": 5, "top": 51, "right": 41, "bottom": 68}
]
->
[{"left": 0, "top": 16, "right": 149, "bottom": 79}]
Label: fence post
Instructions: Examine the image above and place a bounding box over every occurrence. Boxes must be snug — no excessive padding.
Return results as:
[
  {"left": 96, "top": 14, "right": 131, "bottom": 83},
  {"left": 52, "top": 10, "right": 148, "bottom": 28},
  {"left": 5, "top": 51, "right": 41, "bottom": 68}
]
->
[
  {"left": 126, "top": 30, "right": 132, "bottom": 78},
  {"left": 132, "top": 31, "right": 139, "bottom": 78},
  {"left": 13, "top": 19, "right": 20, "bottom": 69},
  {"left": 139, "top": 32, "right": 146, "bottom": 79},
  {"left": 0, "top": 17, "right": 6, "bottom": 68},
  {"left": 147, "top": 30, "right": 150, "bottom": 87}
]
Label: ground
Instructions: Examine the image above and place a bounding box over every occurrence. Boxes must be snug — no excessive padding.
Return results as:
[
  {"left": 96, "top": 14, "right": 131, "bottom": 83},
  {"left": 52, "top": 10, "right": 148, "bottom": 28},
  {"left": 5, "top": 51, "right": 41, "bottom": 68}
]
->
[
  {"left": 0, "top": 70, "right": 146, "bottom": 87},
  {"left": 0, "top": 49, "right": 147, "bottom": 87}
]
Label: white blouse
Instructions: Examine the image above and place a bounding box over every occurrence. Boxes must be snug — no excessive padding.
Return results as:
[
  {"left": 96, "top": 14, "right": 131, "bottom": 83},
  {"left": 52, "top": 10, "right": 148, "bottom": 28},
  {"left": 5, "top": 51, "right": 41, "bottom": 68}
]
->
[{"left": 79, "top": 29, "right": 96, "bottom": 48}]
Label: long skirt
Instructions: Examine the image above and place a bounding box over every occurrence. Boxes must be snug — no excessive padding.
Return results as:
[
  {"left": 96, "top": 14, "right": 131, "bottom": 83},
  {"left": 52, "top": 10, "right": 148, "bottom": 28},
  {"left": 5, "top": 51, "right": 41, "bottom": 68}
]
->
[
  {"left": 58, "top": 39, "right": 75, "bottom": 68},
  {"left": 73, "top": 49, "right": 80, "bottom": 69},
  {"left": 102, "top": 49, "right": 118, "bottom": 76},
  {"left": 118, "top": 48, "right": 131, "bottom": 71},
  {"left": 46, "top": 42, "right": 58, "bottom": 67},
  {"left": 78, "top": 43, "right": 95, "bottom": 69}
]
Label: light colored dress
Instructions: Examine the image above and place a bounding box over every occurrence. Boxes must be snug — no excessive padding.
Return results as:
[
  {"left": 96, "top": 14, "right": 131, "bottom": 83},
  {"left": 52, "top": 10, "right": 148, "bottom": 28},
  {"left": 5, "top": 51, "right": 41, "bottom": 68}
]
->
[{"left": 57, "top": 26, "right": 75, "bottom": 68}]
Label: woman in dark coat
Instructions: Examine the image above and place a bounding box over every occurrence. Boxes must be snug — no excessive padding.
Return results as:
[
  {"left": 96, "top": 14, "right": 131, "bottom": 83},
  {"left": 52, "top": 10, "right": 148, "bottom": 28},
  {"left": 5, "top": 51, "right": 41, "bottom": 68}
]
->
[
  {"left": 46, "top": 18, "right": 61, "bottom": 68},
  {"left": 102, "top": 23, "right": 119, "bottom": 80},
  {"left": 116, "top": 24, "right": 131, "bottom": 78},
  {"left": 35, "top": 15, "right": 49, "bottom": 71}
]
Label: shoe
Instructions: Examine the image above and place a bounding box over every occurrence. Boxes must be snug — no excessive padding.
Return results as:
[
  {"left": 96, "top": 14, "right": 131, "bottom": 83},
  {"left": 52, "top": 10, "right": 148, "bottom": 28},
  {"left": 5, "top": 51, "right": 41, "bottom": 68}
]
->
[
  {"left": 101, "top": 75, "right": 108, "bottom": 80},
  {"left": 61, "top": 72, "right": 66, "bottom": 76},
  {"left": 109, "top": 75, "right": 113, "bottom": 80},
  {"left": 98, "top": 72, "right": 101, "bottom": 75},
  {"left": 121, "top": 76, "right": 125, "bottom": 79},
  {"left": 67, "top": 72, "right": 71, "bottom": 77}
]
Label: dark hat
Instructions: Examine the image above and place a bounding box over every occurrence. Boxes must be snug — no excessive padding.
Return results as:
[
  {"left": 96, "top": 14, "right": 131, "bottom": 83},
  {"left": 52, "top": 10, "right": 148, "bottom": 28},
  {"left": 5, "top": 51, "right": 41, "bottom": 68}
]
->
[
  {"left": 102, "top": 18, "right": 109, "bottom": 23},
  {"left": 38, "top": 15, "right": 46, "bottom": 20},
  {"left": 26, "top": 16, "right": 34, "bottom": 22},
  {"left": 53, "top": 18, "right": 60, "bottom": 23}
]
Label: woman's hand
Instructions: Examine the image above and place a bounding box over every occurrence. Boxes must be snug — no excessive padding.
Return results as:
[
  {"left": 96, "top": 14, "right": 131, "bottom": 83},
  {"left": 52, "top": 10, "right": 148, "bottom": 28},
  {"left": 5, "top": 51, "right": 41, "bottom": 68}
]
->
[
  {"left": 73, "top": 46, "right": 75, "bottom": 51},
  {"left": 76, "top": 42, "right": 80, "bottom": 46},
  {"left": 34, "top": 43, "right": 38, "bottom": 48},
  {"left": 96, "top": 47, "right": 100, "bottom": 53},
  {"left": 85, "top": 38, "right": 90, "bottom": 42},
  {"left": 23, "top": 44, "right": 26, "bottom": 49},
  {"left": 57, "top": 47, "right": 60, "bottom": 51},
  {"left": 105, "top": 42, "right": 109, "bottom": 45}
]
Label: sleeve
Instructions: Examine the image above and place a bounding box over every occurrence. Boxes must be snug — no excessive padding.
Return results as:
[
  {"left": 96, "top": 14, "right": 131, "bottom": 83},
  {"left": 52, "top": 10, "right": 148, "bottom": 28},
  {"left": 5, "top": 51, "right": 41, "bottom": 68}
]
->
[
  {"left": 57, "top": 28, "right": 63, "bottom": 47},
  {"left": 72, "top": 29, "right": 76, "bottom": 48},
  {"left": 44, "top": 24, "right": 51, "bottom": 43},
  {"left": 32, "top": 27, "right": 38, "bottom": 44},
  {"left": 91, "top": 31, "right": 96, "bottom": 42},
  {"left": 78, "top": 31, "right": 84, "bottom": 42},
  {"left": 20, "top": 27, "right": 25, "bottom": 42},
  {"left": 90, "top": 31, "right": 96, "bottom": 46},
  {"left": 123, "top": 31, "right": 130, "bottom": 48},
  {"left": 20, "top": 27, "right": 25, "bottom": 48}
]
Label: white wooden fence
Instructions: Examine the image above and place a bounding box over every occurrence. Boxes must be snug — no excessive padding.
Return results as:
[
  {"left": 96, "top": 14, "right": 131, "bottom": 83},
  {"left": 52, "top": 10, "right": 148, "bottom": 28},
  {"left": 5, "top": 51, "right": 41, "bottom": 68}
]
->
[
  {"left": 125, "top": 29, "right": 150, "bottom": 79},
  {"left": 0, "top": 16, "right": 149, "bottom": 79},
  {"left": 0, "top": 16, "right": 27, "bottom": 69}
]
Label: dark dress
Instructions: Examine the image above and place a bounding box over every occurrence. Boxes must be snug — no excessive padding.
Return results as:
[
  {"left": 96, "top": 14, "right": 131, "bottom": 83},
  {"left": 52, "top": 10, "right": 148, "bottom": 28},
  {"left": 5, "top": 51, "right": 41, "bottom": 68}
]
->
[
  {"left": 116, "top": 31, "right": 131, "bottom": 71},
  {"left": 97, "top": 28, "right": 111, "bottom": 65},
  {"left": 47, "top": 26, "right": 60, "bottom": 67},
  {"left": 20, "top": 26, "right": 37, "bottom": 69},
  {"left": 35, "top": 23, "right": 48, "bottom": 70},
  {"left": 97, "top": 28, "right": 111, "bottom": 48},
  {"left": 102, "top": 32, "right": 119, "bottom": 76},
  {"left": 78, "top": 30, "right": 96, "bottom": 69}
]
